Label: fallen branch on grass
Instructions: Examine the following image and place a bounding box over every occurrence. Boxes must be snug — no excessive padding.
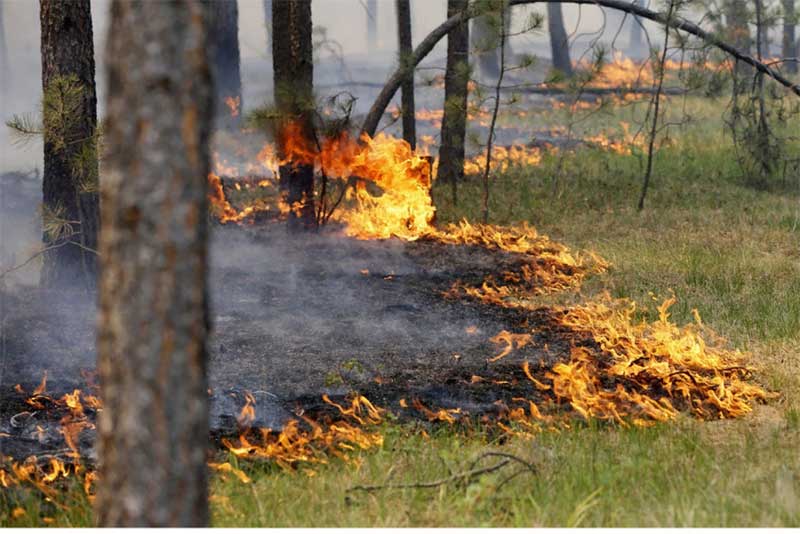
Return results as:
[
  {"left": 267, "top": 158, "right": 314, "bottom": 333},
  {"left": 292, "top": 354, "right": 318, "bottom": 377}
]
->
[{"left": 347, "top": 451, "right": 536, "bottom": 492}]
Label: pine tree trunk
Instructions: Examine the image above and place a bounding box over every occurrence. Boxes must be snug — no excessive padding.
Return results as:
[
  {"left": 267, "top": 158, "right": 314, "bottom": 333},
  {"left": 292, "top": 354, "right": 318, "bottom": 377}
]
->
[
  {"left": 629, "top": 0, "right": 644, "bottom": 54},
  {"left": 726, "top": 0, "right": 753, "bottom": 90},
  {"left": 396, "top": 0, "right": 416, "bottom": 150},
  {"left": 784, "top": 0, "right": 797, "bottom": 74},
  {"left": 39, "top": 0, "right": 99, "bottom": 288},
  {"left": 96, "top": 1, "right": 213, "bottom": 526},
  {"left": 471, "top": 13, "right": 501, "bottom": 79},
  {"left": 547, "top": 2, "right": 573, "bottom": 76},
  {"left": 438, "top": 0, "right": 470, "bottom": 203},
  {"left": 0, "top": 1, "right": 9, "bottom": 95},
  {"left": 208, "top": 0, "right": 242, "bottom": 130},
  {"left": 272, "top": 0, "right": 316, "bottom": 230},
  {"left": 264, "top": 0, "right": 272, "bottom": 56},
  {"left": 367, "top": 0, "right": 378, "bottom": 49}
]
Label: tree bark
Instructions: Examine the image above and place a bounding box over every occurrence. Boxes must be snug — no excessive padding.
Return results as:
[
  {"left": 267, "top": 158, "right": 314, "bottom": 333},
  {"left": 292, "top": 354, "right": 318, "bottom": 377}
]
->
[
  {"left": 471, "top": 12, "right": 501, "bottom": 79},
  {"left": 263, "top": 0, "right": 272, "bottom": 56},
  {"left": 0, "top": 1, "right": 9, "bottom": 95},
  {"left": 547, "top": 2, "right": 573, "bottom": 76},
  {"left": 39, "top": 0, "right": 99, "bottom": 288},
  {"left": 272, "top": 0, "right": 316, "bottom": 230},
  {"left": 208, "top": 0, "right": 242, "bottom": 130},
  {"left": 725, "top": 0, "right": 752, "bottom": 90},
  {"left": 784, "top": 0, "right": 797, "bottom": 74},
  {"left": 360, "top": 0, "right": 800, "bottom": 138},
  {"left": 629, "top": 0, "right": 644, "bottom": 53},
  {"left": 367, "top": 0, "right": 378, "bottom": 49},
  {"left": 438, "top": 0, "right": 470, "bottom": 203},
  {"left": 96, "top": 1, "right": 213, "bottom": 526},
  {"left": 396, "top": 0, "right": 416, "bottom": 149}
]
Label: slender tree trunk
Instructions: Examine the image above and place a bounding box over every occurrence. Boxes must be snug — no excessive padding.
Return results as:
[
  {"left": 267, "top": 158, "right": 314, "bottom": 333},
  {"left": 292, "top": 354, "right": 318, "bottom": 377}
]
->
[
  {"left": 784, "top": 0, "right": 797, "bottom": 74},
  {"left": 367, "top": 0, "right": 378, "bottom": 49},
  {"left": 471, "top": 13, "right": 501, "bottom": 79},
  {"left": 629, "top": 0, "right": 644, "bottom": 53},
  {"left": 263, "top": 0, "right": 272, "bottom": 56},
  {"left": 208, "top": 0, "right": 242, "bottom": 130},
  {"left": 0, "top": 1, "right": 9, "bottom": 96},
  {"left": 547, "top": 2, "right": 573, "bottom": 76},
  {"left": 396, "top": 0, "right": 416, "bottom": 149},
  {"left": 96, "top": 1, "right": 213, "bottom": 526},
  {"left": 638, "top": 1, "right": 674, "bottom": 211},
  {"left": 482, "top": 7, "right": 506, "bottom": 224},
  {"left": 272, "top": 0, "right": 316, "bottom": 230},
  {"left": 726, "top": 0, "right": 752, "bottom": 91},
  {"left": 39, "top": 0, "right": 99, "bottom": 288},
  {"left": 755, "top": 0, "right": 773, "bottom": 177},
  {"left": 438, "top": 0, "right": 470, "bottom": 204}
]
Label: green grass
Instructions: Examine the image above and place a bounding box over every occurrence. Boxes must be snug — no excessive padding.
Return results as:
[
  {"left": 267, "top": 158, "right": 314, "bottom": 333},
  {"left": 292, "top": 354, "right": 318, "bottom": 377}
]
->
[{"left": 3, "top": 103, "right": 800, "bottom": 527}]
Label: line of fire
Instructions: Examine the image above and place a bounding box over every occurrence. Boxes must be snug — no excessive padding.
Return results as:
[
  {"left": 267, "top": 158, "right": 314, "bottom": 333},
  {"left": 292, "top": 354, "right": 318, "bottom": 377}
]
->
[{"left": 0, "top": 0, "right": 798, "bottom": 528}]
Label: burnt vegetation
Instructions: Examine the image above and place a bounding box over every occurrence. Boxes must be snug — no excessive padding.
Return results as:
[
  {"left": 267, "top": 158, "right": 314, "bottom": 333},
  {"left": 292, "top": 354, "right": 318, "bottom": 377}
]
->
[{"left": 0, "top": 0, "right": 798, "bottom": 528}]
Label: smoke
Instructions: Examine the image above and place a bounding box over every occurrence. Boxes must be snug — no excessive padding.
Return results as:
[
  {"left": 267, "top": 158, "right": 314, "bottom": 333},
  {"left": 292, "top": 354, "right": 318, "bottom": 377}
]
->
[{"left": 0, "top": 0, "right": 657, "bottom": 409}]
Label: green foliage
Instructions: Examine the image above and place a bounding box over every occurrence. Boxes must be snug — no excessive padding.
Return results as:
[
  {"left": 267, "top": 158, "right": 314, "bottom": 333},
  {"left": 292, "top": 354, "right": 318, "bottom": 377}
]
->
[
  {"left": 42, "top": 74, "right": 86, "bottom": 153},
  {"left": 41, "top": 203, "right": 77, "bottom": 243},
  {"left": 6, "top": 74, "right": 100, "bottom": 194},
  {"left": 5, "top": 113, "right": 43, "bottom": 147}
]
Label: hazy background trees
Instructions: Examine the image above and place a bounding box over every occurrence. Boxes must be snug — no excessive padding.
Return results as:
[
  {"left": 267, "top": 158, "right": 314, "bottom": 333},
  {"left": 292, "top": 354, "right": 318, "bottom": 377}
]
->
[{"left": 208, "top": 0, "right": 242, "bottom": 130}]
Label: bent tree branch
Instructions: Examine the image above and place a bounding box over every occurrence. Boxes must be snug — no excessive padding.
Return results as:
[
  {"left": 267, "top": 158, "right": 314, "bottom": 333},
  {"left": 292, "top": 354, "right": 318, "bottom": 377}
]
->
[{"left": 360, "top": 0, "right": 800, "bottom": 137}]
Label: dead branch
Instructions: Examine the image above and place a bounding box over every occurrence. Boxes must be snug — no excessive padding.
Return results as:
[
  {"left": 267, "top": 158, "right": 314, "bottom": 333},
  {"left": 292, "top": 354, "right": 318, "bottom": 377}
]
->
[
  {"left": 360, "top": 0, "right": 800, "bottom": 138},
  {"left": 638, "top": 0, "right": 674, "bottom": 211},
  {"left": 481, "top": 6, "right": 507, "bottom": 224},
  {"left": 0, "top": 234, "right": 98, "bottom": 281},
  {"left": 347, "top": 451, "right": 536, "bottom": 493}
]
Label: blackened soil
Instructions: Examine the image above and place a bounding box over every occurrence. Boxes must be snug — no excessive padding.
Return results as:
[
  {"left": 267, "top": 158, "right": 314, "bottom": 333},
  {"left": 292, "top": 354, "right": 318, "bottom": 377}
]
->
[{"left": 1, "top": 221, "right": 590, "bottom": 458}]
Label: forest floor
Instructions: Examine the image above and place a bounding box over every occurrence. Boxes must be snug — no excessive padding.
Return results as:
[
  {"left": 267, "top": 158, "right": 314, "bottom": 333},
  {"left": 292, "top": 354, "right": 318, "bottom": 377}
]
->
[
  {"left": 2, "top": 99, "right": 799, "bottom": 527},
  {"left": 205, "top": 130, "right": 800, "bottom": 528}
]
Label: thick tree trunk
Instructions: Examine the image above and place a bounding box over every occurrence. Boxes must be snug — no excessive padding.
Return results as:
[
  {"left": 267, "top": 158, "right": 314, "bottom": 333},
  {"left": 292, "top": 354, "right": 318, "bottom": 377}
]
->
[
  {"left": 547, "top": 2, "right": 573, "bottom": 76},
  {"left": 39, "top": 0, "right": 99, "bottom": 288},
  {"left": 208, "top": 0, "right": 242, "bottom": 129},
  {"left": 367, "top": 0, "right": 378, "bottom": 49},
  {"left": 438, "top": 0, "right": 470, "bottom": 202},
  {"left": 272, "top": 0, "right": 316, "bottom": 230},
  {"left": 396, "top": 0, "right": 416, "bottom": 150},
  {"left": 96, "top": 1, "right": 213, "bottom": 526},
  {"left": 784, "top": 0, "right": 797, "bottom": 74}
]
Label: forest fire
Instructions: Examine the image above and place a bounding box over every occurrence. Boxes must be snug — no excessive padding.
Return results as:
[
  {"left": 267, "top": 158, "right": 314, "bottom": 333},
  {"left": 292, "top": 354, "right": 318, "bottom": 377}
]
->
[
  {"left": 569, "top": 53, "right": 732, "bottom": 89},
  {"left": 202, "top": 123, "right": 769, "bottom": 438},
  {"left": 1, "top": 376, "right": 99, "bottom": 500},
  {"left": 221, "top": 395, "right": 384, "bottom": 469},
  {"left": 2, "top": 120, "right": 771, "bottom": 511}
]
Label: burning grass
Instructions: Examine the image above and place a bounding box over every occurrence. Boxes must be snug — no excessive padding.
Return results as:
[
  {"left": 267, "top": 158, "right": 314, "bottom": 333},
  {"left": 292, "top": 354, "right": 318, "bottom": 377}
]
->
[
  {"left": 2, "top": 122, "right": 797, "bottom": 526},
  {"left": 202, "top": 124, "right": 771, "bottom": 438},
  {"left": 4, "top": 94, "right": 793, "bottom": 525}
]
